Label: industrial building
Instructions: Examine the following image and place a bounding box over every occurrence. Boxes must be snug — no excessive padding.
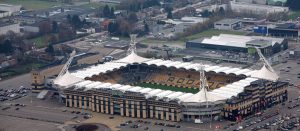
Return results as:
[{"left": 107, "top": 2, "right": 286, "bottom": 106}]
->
[
  {"left": 214, "top": 19, "right": 242, "bottom": 30},
  {"left": 0, "top": 4, "right": 21, "bottom": 16},
  {"left": 230, "top": 1, "right": 289, "bottom": 15},
  {"left": 45, "top": 35, "right": 288, "bottom": 122},
  {"left": 0, "top": 22, "right": 20, "bottom": 35},
  {"left": 254, "top": 23, "right": 300, "bottom": 38},
  {"left": 186, "top": 34, "right": 288, "bottom": 56}
]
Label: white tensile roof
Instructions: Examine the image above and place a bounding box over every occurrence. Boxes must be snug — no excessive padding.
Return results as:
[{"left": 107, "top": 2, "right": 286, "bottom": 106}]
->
[
  {"left": 182, "top": 77, "right": 258, "bottom": 103},
  {"left": 116, "top": 51, "right": 150, "bottom": 64},
  {"left": 54, "top": 52, "right": 272, "bottom": 104},
  {"left": 63, "top": 77, "right": 258, "bottom": 103},
  {"left": 142, "top": 59, "right": 255, "bottom": 76},
  {"left": 53, "top": 71, "right": 83, "bottom": 87},
  {"left": 66, "top": 52, "right": 257, "bottom": 80},
  {"left": 251, "top": 64, "right": 279, "bottom": 81},
  {"left": 70, "top": 62, "right": 128, "bottom": 79}
]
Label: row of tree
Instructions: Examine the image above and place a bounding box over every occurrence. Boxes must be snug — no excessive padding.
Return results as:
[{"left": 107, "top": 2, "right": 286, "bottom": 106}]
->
[
  {"left": 67, "top": 14, "right": 87, "bottom": 29},
  {"left": 107, "top": 12, "right": 140, "bottom": 36},
  {"left": 102, "top": 5, "right": 116, "bottom": 18},
  {"left": 0, "top": 31, "right": 25, "bottom": 55},
  {"left": 0, "top": 39, "right": 13, "bottom": 55}
]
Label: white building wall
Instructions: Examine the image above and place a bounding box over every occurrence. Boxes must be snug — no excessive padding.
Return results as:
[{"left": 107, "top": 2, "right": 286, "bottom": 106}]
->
[
  {"left": 22, "top": 26, "right": 39, "bottom": 33},
  {"left": 0, "top": 4, "right": 21, "bottom": 13},
  {"left": 230, "top": 1, "right": 288, "bottom": 15},
  {"left": 0, "top": 23, "right": 20, "bottom": 35},
  {"left": 214, "top": 23, "right": 233, "bottom": 30},
  {"left": 0, "top": 11, "right": 11, "bottom": 18}
]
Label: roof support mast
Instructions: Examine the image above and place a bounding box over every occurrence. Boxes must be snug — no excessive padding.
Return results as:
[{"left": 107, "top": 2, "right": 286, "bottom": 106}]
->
[
  {"left": 57, "top": 50, "right": 76, "bottom": 78},
  {"left": 128, "top": 34, "right": 137, "bottom": 55},
  {"left": 199, "top": 65, "right": 209, "bottom": 108},
  {"left": 255, "top": 47, "right": 276, "bottom": 73}
]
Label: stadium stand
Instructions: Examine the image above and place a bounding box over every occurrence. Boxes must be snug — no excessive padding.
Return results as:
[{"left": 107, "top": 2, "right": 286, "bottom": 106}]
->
[{"left": 85, "top": 65, "right": 246, "bottom": 90}]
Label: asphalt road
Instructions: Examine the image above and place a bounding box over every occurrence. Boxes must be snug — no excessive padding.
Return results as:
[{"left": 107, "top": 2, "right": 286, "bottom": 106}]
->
[{"left": 0, "top": 73, "right": 31, "bottom": 90}]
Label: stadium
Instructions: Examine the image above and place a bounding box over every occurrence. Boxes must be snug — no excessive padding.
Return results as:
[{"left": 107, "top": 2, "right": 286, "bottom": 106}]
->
[{"left": 53, "top": 35, "right": 288, "bottom": 122}]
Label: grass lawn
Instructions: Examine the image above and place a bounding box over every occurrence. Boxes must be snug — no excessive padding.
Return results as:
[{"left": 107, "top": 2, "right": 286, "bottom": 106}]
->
[
  {"left": 182, "top": 29, "right": 247, "bottom": 41},
  {"left": 11, "top": 63, "right": 45, "bottom": 73},
  {"left": 30, "top": 35, "right": 48, "bottom": 49},
  {"left": 134, "top": 83, "right": 199, "bottom": 94},
  {"left": 141, "top": 39, "right": 185, "bottom": 46},
  {"left": 0, "top": 63, "right": 46, "bottom": 79},
  {"left": 0, "top": 0, "right": 63, "bottom": 10},
  {"left": 30, "top": 34, "right": 58, "bottom": 49},
  {"left": 81, "top": 2, "right": 117, "bottom": 9},
  {"left": 288, "top": 10, "right": 300, "bottom": 20}
]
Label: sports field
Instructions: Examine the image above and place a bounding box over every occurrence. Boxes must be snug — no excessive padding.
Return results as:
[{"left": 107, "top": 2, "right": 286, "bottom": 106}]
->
[
  {"left": 0, "top": 0, "right": 62, "bottom": 10},
  {"left": 134, "top": 83, "right": 199, "bottom": 94},
  {"left": 288, "top": 10, "right": 300, "bottom": 20}
]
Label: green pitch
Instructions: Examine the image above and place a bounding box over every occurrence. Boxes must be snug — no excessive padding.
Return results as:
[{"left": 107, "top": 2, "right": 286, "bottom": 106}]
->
[
  {"left": 134, "top": 83, "right": 199, "bottom": 94},
  {"left": 0, "top": 0, "right": 62, "bottom": 10}
]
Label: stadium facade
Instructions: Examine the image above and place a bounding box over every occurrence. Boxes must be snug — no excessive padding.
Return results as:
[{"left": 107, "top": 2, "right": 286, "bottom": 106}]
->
[{"left": 52, "top": 36, "right": 287, "bottom": 122}]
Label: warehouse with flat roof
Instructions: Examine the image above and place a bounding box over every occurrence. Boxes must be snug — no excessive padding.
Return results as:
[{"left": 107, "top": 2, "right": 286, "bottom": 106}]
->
[{"left": 186, "top": 34, "right": 287, "bottom": 56}]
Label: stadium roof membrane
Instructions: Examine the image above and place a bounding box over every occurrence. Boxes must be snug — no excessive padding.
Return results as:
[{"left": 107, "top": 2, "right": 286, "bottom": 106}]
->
[{"left": 54, "top": 51, "right": 275, "bottom": 103}]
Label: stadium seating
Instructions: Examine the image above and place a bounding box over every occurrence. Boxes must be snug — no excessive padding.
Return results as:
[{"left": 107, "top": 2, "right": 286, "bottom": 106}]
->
[{"left": 85, "top": 65, "right": 244, "bottom": 90}]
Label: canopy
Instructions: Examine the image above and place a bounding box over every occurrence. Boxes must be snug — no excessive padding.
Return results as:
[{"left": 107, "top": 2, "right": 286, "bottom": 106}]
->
[{"left": 251, "top": 64, "right": 279, "bottom": 81}]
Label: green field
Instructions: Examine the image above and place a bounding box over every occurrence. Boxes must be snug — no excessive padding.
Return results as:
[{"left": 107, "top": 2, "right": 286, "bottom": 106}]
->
[
  {"left": 0, "top": 63, "right": 46, "bottom": 79},
  {"left": 30, "top": 35, "right": 48, "bottom": 49},
  {"left": 134, "top": 83, "right": 199, "bottom": 94},
  {"left": 30, "top": 34, "right": 59, "bottom": 48},
  {"left": 81, "top": 2, "right": 116, "bottom": 9},
  {"left": 141, "top": 39, "right": 185, "bottom": 46},
  {"left": 182, "top": 29, "right": 247, "bottom": 41},
  {"left": 288, "top": 10, "right": 300, "bottom": 20},
  {"left": 0, "top": 0, "right": 63, "bottom": 10}
]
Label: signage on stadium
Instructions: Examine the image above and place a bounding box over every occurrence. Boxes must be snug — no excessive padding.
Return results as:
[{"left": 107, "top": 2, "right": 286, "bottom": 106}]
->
[{"left": 111, "top": 90, "right": 124, "bottom": 97}]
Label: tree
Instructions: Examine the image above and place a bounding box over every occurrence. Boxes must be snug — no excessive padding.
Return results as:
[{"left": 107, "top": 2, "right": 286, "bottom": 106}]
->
[
  {"left": 58, "top": 23, "right": 76, "bottom": 42},
  {"left": 71, "top": 15, "right": 82, "bottom": 29},
  {"left": 118, "top": 19, "right": 132, "bottom": 36},
  {"left": 144, "top": 23, "right": 149, "bottom": 33},
  {"left": 0, "top": 39, "right": 13, "bottom": 54},
  {"left": 45, "top": 44, "right": 54, "bottom": 55},
  {"left": 201, "top": 10, "right": 211, "bottom": 17},
  {"left": 110, "top": 7, "right": 115, "bottom": 18},
  {"left": 103, "top": 5, "right": 111, "bottom": 18},
  {"left": 167, "top": 10, "right": 172, "bottom": 19},
  {"left": 67, "top": 14, "right": 72, "bottom": 23},
  {"left": 128, "top": 13, "right": 138, "bottom": 24},
  {"left": 218, "top": 7, "right": 225, "bottom": 17},
  {"left": 47, "top": 34, "right": 58, "bottom": 44},
  {"left": 52, "top": 21, "right": 58, "bottom": 33},
  {"left": 108, "top": 22, "right": 119, "bottom": 34},
  {"left": 39, "top": 20, "right": 52, "bottom": 35}
]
